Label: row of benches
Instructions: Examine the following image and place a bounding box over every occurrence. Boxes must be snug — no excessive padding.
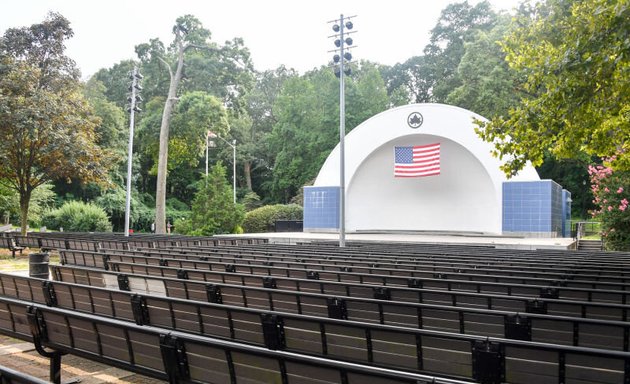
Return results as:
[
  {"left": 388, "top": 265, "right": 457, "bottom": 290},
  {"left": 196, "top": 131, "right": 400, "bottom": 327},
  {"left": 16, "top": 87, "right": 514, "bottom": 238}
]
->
[
  {"left": 3, "top": 233, "right": 630, "bottom": 383},
  {"left": 1, "top": 232, "right": 268, "bottom": 253},
  {"left": 48, "top": 242, "right": 630, "bottom": 383},
  {"left": 59, "top": 249, "right": 630, "bottom": 307},
  {"left": 3, "top": 270, "right": 630, "bottom": 384},
  {"left": 0, "top": 279, "right": 476, "bottom": 384}
]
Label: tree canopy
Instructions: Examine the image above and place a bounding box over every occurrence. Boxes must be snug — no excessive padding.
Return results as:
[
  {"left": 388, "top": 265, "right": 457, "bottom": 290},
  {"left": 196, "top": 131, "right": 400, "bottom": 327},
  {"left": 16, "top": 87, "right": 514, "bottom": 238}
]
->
[
  {"left": 476, "top": 0, "right": 630, "bottom": 176},
  {"left": 0, "top": 13, "right": 110, "bottom": 234}
]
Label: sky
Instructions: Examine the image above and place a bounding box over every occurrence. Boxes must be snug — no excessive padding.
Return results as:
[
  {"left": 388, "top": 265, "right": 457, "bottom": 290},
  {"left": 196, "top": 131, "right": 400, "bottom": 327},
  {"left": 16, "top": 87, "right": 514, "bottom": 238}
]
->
[{"left": 1, "top": 0, "right": 523, "bottom": 79}]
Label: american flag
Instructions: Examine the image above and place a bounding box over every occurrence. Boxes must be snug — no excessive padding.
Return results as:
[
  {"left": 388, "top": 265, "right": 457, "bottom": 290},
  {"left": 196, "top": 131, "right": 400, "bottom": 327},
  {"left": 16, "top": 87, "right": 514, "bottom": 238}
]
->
[{"left": 394, "top": 143, "right": 441, "bottom": 178}]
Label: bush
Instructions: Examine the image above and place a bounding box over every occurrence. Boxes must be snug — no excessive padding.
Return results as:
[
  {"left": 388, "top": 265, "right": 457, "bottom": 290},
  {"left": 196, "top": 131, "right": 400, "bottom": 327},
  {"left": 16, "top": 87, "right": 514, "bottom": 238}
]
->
[
  {"left": 588, "top": 163, "right": 630, "bottom": 251},
  {"left": 242, "top": 204, "right": 303, "bottom": 233},
  {"left": 42, "top": 201, "right": 112, "bottom": 232}
]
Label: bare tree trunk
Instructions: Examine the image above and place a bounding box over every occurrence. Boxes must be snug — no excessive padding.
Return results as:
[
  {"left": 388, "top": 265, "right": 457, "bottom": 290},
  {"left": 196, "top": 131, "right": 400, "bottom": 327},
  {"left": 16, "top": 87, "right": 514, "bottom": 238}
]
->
[
  {"left": 244, "top": 161, "right": 252, "bottom": 190},
  {"left": 155, "top": 36, "right": 185, "bottom": 234},
  {"left": 19, "top": 189, "right": 31, "bottom": 236}
]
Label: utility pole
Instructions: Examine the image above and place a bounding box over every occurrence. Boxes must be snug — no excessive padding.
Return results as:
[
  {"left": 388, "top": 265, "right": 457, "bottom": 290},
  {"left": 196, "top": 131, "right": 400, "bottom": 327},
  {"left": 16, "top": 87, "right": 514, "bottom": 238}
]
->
[{"left": 124, "top": 67, "right": 143, "bottom": 236}]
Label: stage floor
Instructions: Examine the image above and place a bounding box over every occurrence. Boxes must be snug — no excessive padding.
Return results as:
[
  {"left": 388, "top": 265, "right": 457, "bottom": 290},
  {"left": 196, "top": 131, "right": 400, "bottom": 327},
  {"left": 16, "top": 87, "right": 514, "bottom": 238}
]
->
[{"left": 238, "top": 231, "right": 577, "bottom": 250}]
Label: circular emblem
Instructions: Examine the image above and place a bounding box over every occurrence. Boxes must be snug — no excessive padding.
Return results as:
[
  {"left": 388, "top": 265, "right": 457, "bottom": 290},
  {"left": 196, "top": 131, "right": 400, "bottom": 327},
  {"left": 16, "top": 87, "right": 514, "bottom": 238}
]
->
[{"left": 407, "top": 112, "right": 423, "bottom": 129}]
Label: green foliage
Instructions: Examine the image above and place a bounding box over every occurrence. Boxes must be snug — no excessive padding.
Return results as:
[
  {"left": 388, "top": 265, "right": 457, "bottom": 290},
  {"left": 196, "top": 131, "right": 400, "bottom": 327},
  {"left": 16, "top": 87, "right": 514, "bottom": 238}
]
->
[
  {"left": 268, "top": 64, "right": 389, "bottom": 202},
  {"left": 537, "top": 154, "right": 596, "bottom": 219},
  {"left": 241, "top": 191, "right": 263, "bottom": 211},
  {"left": 446, "top": 16, "right": 520, "bottom": 118},
  {"left": 42, "top": 201, "right": 112, "bottom": 232},
  {"left": 169, "top": 92, "right": 229, "bottom": 169},
  {"left": 176, "top": 163, "right": 244, "bottom": 235},
  {"left": 424, "top": 1, "right": 498, "bottom": 102},
  {"left": 242, "top": 204, "right": 303, "bottom": 233},
  {"left": 0, "top": 182, "right": 56, "bottom": 226},
  {"left": 477, "top": 0, "right": 630, "bottom": 176},
  {"left": 0, "top": 183, "right": 19, "bottom": 224},
  {"left": 588, "top": 163, "right": 630, "bottom": 251},
  {"left": 83, "top": 78, "right": 127, "bottom": 154}
]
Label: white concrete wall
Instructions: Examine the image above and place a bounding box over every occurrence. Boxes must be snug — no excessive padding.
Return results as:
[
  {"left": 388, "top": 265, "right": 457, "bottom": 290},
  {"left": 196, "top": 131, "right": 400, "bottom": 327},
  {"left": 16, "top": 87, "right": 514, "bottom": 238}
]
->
[{"left": 314, "top": 103, "right": 540, "bottom": 234}]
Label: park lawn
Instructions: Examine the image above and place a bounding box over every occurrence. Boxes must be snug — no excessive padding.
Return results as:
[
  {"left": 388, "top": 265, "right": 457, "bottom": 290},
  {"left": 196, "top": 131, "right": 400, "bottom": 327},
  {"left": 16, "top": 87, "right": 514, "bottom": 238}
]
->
[{"left": 0, "top": 248, "right": 59, "bottom": 272}]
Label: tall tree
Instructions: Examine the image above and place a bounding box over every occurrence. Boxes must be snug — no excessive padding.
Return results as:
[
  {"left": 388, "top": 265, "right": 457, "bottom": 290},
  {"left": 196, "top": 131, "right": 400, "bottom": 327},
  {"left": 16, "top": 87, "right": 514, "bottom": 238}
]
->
[
  {"left": 241, "top": 66, "right": 298, "bottom": 194},
  {"left": 380, "top": 56, "right": 433, "bottom": 104},
  {"left": 137, "top": 15, "right": 254, "bottom": 233},
  {"left": 0, "top": 13, "right": 110, "bottom": 234},
  {"left": 154, "top": 20, "right": 188, "bottom": 234},
  {"left": 445, "top": 15, "right": 519, "bottom": 118},
  {"left": 424, "top": 1, "right": 498, "bottom": 101},
  {"left": 476, "top": 0, "right": 630, "bottom": 176}
]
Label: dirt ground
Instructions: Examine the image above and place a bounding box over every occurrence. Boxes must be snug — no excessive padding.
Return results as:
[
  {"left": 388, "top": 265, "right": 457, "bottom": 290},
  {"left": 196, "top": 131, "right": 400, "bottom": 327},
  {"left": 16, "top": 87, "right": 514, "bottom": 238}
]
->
[{"left": 0, "top": 248, "right": 165, "bottom": 383}]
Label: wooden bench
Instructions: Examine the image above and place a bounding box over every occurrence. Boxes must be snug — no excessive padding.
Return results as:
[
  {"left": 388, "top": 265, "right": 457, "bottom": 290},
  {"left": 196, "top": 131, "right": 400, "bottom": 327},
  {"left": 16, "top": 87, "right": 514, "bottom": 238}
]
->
[
  {"left": 3, "top": 272, "right": 630, "bottom": 383},
  {"left": 93, "top": 257, "right": 630, "bottom": 307},
  {"left": 95, "top": 247, "right": 630, "bottom": 285},
  {"left": 51, "top": 263, "right": 630, "bottom": 321},
  {"left": 6, "top": 238, "right": 24, "bottom": 258},
  {"left": 0, "top": 294, "right": 477, "bottom": 384},
  {"left": 40, "top": 267, "right": 630, "bottom": 350},
  {"left": 60, "top": 243, "right": 630, "bottom": 290}
]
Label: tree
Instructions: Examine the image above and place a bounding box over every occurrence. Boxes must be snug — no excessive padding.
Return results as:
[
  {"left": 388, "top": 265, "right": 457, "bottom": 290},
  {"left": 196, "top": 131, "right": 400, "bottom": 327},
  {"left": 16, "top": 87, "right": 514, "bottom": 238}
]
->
[
  {"left": 241, "top": 66, "right": 298, "bottom": 194},
  {"left": 139, "top": 15, "right": 255, "bottom": 233},
  {"left": 380, "top": 56, "right": 433, "bottom": 104},
  {"left": 445, "top": 16, "right": 520, "bottom": 118},
  {"left": 176, "top": 163, "right": 244, "bottom": 235},
  {"left": 476, "top": 0, "right": 630, "bottom": 176},
  {"left": 423, "top": 1, "right": 498, "bottom": 101},
  {"left": 0, "top": 13, "right": 110, "bottom": 234},
  {"left": 153, "top": 18, "right": 191, "bottom": 234}
]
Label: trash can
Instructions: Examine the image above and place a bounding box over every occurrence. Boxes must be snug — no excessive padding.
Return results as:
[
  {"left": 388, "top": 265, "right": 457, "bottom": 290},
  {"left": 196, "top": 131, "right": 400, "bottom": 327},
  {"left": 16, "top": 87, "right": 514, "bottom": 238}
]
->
[{"left": 29, "top": 252, "right": 50, "bottom": 279}]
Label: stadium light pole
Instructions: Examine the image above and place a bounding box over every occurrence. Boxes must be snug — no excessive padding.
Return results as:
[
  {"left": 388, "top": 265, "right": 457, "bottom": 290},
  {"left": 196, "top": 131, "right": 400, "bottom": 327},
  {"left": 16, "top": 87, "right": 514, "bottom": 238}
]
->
[
  {"left": 208, "top": 131, "right": 237, "bottom": 204},
  {"left": 329, "top": 15, "right": 356, "bottom": 247},
  {"left": 124, "top": 67, "right": 143, "bottom": 236}
]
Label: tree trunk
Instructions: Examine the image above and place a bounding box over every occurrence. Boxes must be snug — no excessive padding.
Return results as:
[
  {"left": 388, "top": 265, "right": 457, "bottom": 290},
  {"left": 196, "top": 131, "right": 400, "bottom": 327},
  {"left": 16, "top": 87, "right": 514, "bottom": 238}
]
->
[
  {"left": 19, "top": 189, "right": 32, "bottom": 236},
  {"left": 155, "top": 37, "right": 185, "bottom": 234},
  {"left": 244, "top": 161, "right": 252, "bottom": 190}
]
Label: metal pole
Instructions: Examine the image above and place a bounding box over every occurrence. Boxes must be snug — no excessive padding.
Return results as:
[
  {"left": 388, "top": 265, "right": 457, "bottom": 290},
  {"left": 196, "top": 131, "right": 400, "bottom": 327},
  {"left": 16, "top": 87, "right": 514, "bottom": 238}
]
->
[
  {"left": 339, "top": 14, "right": 346, "bottom": 248},
  {"left": 232, "top": 140, "right": 237, "bottom": 204},
  {"left": 124, "top": 67, "right": 138, "bottom": 237}
]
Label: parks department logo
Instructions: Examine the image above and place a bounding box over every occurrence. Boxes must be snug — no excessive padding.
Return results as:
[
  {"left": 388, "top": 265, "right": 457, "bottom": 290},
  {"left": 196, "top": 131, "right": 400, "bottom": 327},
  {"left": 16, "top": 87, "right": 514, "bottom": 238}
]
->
[{"left": 407, "top": 112, "right": 423, "bottom": 129}]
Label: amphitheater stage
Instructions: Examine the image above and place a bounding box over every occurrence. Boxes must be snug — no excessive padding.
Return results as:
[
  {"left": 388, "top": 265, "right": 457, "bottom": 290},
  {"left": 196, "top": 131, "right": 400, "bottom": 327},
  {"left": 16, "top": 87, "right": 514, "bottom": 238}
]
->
[{"left": 239, "top": 231, "right": 577, "bottom": 250}]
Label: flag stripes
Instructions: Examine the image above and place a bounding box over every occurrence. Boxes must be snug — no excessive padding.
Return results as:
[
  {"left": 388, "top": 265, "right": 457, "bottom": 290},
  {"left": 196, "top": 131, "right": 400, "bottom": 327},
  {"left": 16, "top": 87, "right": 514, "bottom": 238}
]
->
[{"left": 394, "top": 143, "right": 440, "bottom": 178}]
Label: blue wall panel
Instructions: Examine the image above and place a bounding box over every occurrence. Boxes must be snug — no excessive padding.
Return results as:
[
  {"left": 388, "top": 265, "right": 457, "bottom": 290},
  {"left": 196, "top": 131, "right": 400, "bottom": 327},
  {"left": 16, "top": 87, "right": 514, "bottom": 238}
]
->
[
  {"left": 303, "top": 186, "right": 340, "bottom": 230},
  {"left": 503, "top": 180, "right": 568, "bottom": 237}
]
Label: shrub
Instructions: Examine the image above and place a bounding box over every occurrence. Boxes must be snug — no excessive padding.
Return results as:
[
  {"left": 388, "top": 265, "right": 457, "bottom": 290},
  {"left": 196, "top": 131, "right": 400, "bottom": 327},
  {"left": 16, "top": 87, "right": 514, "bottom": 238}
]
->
[
  {"left": 242, "top": 204, "right": 303, "bottom": 233},
  {"left": 42, "top": 201, "right": 112, "bottom": 232},
  {"left": 588, "top": 163, "right": 630, "bottom": 251}
]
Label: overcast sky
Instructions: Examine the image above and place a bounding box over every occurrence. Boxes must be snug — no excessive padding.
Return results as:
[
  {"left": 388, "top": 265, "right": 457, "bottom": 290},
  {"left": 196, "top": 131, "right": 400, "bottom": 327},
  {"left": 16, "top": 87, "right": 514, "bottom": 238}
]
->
[{"left": 1, "top": 0, "right": 523, "bottom": 79}]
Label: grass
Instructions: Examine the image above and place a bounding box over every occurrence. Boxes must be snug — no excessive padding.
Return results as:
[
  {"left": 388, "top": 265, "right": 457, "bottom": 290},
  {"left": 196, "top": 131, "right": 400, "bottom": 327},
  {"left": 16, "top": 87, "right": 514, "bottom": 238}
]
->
[{"left": 0, "top": 248, "right": 60, "bottom": 272}]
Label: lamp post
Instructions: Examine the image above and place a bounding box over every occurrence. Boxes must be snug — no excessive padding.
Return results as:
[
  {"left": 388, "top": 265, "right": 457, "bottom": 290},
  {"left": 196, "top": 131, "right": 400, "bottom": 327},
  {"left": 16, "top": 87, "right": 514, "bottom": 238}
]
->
[
  {"left": 329, "top": 15, "right": 356, "bottom": 247},
  {"left": 124, "top": 67, "right": 143, "bottom": 236},
  {"left": 208, "top": 131, "right": 236, "bottom": 204}
]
